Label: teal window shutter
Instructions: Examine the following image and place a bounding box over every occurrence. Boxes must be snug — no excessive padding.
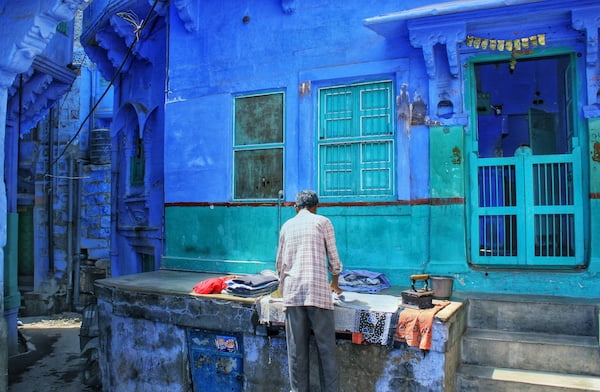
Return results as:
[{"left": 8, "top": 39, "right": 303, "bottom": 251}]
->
[{"left": 318, "top": 81, "right": 394, "bottom": 199}]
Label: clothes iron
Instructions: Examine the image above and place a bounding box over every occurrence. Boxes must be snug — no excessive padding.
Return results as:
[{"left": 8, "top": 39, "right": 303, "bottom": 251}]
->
[{"left": 401, "top": 274, "right": 434, "bottom": 309}]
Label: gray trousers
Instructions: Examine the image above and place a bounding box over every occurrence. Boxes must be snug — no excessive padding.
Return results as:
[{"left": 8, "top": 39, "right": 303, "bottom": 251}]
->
[{"left": 284, "top": 306, "right": 340, "bottom": 392}]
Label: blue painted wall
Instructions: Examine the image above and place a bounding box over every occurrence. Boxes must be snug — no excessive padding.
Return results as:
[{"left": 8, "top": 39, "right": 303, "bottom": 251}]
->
[
  {"left": 158, "top": 0, "right": 600, "bottom": 298},
  {"left": 163, "top": 1, "right": 433, "bottom": 283},
  {"left": 79, "top": 0, "right": 600, "bottom": 298}
]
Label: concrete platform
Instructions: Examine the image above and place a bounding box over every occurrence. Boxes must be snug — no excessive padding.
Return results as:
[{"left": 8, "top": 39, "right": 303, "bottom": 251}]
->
[{"left": 94, "top": 269, "right": 467, "bottom": 391}]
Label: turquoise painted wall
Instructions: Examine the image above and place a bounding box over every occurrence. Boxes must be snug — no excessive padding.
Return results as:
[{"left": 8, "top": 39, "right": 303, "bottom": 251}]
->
[
  {"left": 164, "top": 204, "right": 429, "bottom": 283},
  {"left": 164, "top": 205, "right": 284, "bottom": 273},
  {"left": 428, "top": 126, "right": 468, "bottom": 274},
  {"left": 588, "top": 117, "right": 600, "bottom": 267}
]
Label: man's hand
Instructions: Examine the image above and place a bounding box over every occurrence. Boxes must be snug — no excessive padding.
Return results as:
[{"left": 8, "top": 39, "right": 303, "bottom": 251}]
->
[
  {"left": 330, "top": 283, "right": 343, "bottom": 295},
  {"left": 330, "top": 274, "right": 343, "bottom": 295}
]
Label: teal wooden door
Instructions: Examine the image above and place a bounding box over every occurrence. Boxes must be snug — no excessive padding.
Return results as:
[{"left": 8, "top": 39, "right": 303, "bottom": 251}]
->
[{"left": 470, "top": 145, "right": 584, "bottom": 267}]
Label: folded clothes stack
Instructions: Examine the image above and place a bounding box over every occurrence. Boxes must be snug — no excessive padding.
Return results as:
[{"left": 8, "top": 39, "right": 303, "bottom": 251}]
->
[
  {"left": 224, "top": 272, "right": 279, "bottom": 298},
  {"left": 338, "top": 269, "right": 391, "bottom": 293}
]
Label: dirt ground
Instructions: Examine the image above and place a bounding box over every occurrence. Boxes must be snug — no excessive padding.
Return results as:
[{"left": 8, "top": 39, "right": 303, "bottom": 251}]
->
[{"left": 8, "top": 313, "right": 100, "bottom": 392}]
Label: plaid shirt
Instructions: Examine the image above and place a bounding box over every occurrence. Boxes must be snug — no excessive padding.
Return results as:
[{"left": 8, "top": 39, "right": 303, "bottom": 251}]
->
[{"left": 276, "top": 209, "right": 343, "bottom": 310}]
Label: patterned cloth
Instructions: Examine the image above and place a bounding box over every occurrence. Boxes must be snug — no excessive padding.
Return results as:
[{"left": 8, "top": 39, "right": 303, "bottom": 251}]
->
[
  {"left": 352, "top": 310, "right": 393, "bottom": 345},
  {"left": 276, "top": 209, "right": 342, "bottom": 310}
]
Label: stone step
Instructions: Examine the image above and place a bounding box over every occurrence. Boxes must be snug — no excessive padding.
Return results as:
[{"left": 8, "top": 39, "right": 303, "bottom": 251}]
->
[
  {"left": 457, "top": 364, "right": 600, "bottom": 392},
  {"left": 467, "top": 297, "right": 598, "bottom": 337},
  {"left": 462, "top": 328, "right": 600, "bottom": 376}
]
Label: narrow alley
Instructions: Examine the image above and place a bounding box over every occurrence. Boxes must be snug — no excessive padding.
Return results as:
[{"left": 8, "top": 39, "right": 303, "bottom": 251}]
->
[{"left": 8, "top": 313, "right": 100, "bottom": 392}]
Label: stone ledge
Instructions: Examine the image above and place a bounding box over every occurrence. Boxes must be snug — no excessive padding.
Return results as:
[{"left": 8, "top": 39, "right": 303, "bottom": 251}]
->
[
  {"left": 95, "top": 269, "right": 467, "bottom": 391},
  {"left": 95, "top": 269, "right": 466, "bottom": 351}
]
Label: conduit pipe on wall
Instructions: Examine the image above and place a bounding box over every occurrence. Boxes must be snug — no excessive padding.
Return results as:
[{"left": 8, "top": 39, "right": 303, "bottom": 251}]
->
[
  {"left": 48, "top": 108, "right": 55, "bottom": 273},
  {"left": 109, "top": 126, "right": 119, "bottom": 277},
  {"left": 277, "top": 190, "right": 284, "bottom": 233},
  {"left": 66, "top": 156, "right": 74, "bottom": 308},
  {"left": 72, "top": 159, "right": 83, "bottom": 309}
]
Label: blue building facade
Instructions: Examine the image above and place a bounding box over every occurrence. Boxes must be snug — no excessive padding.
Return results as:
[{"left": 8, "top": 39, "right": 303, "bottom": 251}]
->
[
  {"left": 82, "top": 0, "right": 600, "bottom": 297},
  {"left": 82, "top": 0, "right": 165, "bottom": 278},
  {"left": 78, "top": 1, "right": 600, "bottom": 390},
  {"left": 0, "top": 0, "right": 91, "bottom": 387},
  {"left": 9, "top": 12, "right": 114, "bottom": 317}
]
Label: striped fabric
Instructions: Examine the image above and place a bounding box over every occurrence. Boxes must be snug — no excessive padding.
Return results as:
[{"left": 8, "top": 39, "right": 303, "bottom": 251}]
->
[{"left": 276, "top": 209, "right": 343, "bottom": 310}]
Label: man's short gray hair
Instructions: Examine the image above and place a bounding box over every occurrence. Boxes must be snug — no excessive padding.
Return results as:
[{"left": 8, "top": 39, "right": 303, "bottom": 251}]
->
[{"left": 295, "top": 190, "right": 319, "bottom": 209}]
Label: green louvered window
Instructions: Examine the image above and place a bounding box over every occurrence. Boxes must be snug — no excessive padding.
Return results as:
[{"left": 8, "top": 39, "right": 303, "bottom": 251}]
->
[
  {"left": 318, "top": 81, "right": 394, "bottom": 199},
  {"left": 56, "top": 22, "right": 69, "bottom": 36},
  {"left": 130, "top": 137, "right": 144, "bottom": 186}
]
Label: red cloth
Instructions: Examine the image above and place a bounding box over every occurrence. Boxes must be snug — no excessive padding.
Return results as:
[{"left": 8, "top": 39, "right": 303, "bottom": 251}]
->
[
  {"left": 395, "top": 301, "right": 450, "bottom": 350},
  {"left": 192, "top": 276, "right": 236, "bottom": 294}
]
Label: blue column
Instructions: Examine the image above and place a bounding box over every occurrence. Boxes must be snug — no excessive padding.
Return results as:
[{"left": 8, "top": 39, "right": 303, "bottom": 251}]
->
[{"left": 3, "top": 213, "right": 19, "bottom": 355}]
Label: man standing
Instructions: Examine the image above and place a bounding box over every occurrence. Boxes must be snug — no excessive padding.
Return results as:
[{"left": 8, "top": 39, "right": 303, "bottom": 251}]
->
[{"left": 276, "top": 190, "right": 343, "bottom": 392}]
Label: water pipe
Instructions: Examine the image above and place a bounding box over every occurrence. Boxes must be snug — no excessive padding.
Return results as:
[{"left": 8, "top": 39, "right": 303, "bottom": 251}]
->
[{"left": 277, "top": 190, "right": 284, "bottom": 233}]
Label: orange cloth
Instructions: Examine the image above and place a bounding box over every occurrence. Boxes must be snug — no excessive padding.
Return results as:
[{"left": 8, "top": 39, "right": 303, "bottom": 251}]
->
[
  {"left": 351, "top": 332, "right": 367, "bottom": 345},
  {"left": 395, "top": 301, "right": 450, "bottom": 350}
]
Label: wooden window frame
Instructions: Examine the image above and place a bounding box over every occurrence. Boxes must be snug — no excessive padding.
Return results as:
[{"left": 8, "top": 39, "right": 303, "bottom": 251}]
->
[{"left": 233, "top": 91, "right": 285, "bottom": 201}]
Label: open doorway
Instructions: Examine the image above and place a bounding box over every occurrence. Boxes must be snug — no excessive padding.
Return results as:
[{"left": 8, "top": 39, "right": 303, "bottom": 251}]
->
[
  {"left": 475, "top": 55, "right": 571, "bottom": 158},
  {"left": 470, "top": 53, "right": 584, "bottom": 267}
]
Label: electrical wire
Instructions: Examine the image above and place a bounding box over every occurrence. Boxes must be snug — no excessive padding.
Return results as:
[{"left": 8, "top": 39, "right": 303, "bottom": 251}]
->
[
  {"left": 45, "top": 174, "right": 90, "bottom": 180},
  {"left": 47, "top": 0, "right": 161, "bottom": 172}
]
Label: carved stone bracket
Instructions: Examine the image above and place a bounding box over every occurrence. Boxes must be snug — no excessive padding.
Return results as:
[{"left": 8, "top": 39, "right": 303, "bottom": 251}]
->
[
  {"left": 6, "top": 79, "right": 72, "bottom": 133},
  {"left": 6, "top": 73, "right": 52, "bottom": 126},
  {"left": 572, "top": 6, "right": 600, "bottom": 107},
  {"left": 46, "top": 0, "right": 86, "bottom": 21},
  {"left": 81, "top": 1, "right": 166, "bottom": 82},
  {"left": 408, "top": 21, "right": 466, "bottom": 124},
  {"left": 0, "top": 70, "right": 16, "bottom": 90},
  {"left": 6, "top": 78, "right": 74, "bottom": 136},
  {"left": 82, "top": 41, "right": 117, "bottom": 83},
  {"left": 408, "top": 22, "right": 466, "bottom": 79},
  {"left": 0, "top": 0, "right": 86, "bottom": 88},
  {"left": 571, "top": 8, "right": 600, "bottom": 67},
  {"left": 122, "top": 198, "right": 149, "bottom": 227},
  {"left": 111, "top": 14, "right": 138, "bottom": 50},
  {"left": 281, "top": 0, "right": 297, "bottom": 15},
  {"left": 172, "top": 0, "right": 295, "bottom": 31},
  {"left": 96, "top": 29, "right": 129, "bottom": 74},
  {"left": 173, "top": 0, "right": 200, "bottom": 32}
]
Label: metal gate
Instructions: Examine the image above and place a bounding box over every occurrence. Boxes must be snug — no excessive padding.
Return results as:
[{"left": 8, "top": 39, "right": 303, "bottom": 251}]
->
[{"left": 470, "top": 145, "right": 584, "bottom": 267}]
